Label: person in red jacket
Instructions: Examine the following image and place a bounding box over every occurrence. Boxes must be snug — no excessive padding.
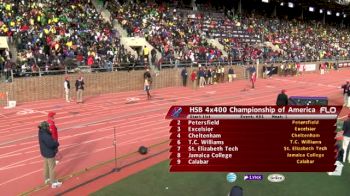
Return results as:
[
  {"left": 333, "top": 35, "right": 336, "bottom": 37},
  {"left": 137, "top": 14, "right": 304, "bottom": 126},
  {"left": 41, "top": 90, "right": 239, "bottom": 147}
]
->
[
  {"left": 87, "top": 55, "right": 94, "bottom": 67},
  {"left": 320, "top": 63, "right": 326, "bottom": 75},
  {"left": 47, "top": 112, "right": 60, "bottom": 163},
  {"left": 47, "top": 112, "right": 58, "bottom": 141},
  {"left": 191, "top": 70, "right": 197, "bottom": 89}
]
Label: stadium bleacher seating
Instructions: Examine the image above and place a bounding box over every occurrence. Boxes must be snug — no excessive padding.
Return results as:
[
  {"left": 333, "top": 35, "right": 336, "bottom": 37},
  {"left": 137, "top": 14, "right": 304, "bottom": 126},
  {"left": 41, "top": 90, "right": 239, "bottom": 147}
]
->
[{"left": 1, "top": 0, "right": 350, "bottom": 77}]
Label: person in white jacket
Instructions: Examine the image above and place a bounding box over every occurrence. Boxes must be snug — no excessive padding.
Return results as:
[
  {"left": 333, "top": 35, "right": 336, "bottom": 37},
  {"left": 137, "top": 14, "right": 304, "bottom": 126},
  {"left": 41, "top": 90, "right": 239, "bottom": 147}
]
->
[{"left": 64, "top": 76, "right": 71, "bottom": 102}]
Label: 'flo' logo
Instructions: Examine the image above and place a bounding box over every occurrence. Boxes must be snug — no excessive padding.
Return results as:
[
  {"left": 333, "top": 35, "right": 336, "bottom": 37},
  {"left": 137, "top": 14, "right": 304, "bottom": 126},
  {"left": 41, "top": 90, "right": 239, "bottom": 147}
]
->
[{"left": 267, "top": 174, "right": 285, "bottom": 183}]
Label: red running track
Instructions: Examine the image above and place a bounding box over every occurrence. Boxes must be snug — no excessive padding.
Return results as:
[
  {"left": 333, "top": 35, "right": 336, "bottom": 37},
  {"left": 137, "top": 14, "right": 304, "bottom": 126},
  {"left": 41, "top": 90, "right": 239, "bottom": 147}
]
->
[{"left": 0, "top": 69, "right": 349, "bottom": 195}]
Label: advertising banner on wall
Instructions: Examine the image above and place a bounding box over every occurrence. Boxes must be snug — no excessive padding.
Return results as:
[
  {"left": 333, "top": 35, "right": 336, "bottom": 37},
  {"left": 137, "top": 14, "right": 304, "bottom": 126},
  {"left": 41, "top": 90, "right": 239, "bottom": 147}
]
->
[
  {"left": 299, "top": 64, "right": 316, "bottom": 72},
  {"left": 338, "top": 62, "right": 350, "bottom": 68}
]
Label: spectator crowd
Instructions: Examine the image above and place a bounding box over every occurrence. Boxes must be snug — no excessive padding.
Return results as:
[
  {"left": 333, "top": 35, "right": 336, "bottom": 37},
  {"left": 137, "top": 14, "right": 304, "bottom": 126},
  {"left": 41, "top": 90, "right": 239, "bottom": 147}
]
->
[
  {"left": 109, "top": 1, "right": 350, "bottom": 66},
  {"left": 111, "top": 1, "right": 224, "bottom": 66},
  {"left": 1, "top": 0, "right": 350, "bottom": 79},
  {"left": 0, "top": 0, "right": 133, "bottom": 77}
]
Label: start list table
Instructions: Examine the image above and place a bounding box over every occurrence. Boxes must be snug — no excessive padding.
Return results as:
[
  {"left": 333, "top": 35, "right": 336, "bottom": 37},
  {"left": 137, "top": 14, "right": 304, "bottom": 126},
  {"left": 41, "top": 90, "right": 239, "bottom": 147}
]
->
[{"left": 165, "top": 106, "right": 342, "bottom": 172}]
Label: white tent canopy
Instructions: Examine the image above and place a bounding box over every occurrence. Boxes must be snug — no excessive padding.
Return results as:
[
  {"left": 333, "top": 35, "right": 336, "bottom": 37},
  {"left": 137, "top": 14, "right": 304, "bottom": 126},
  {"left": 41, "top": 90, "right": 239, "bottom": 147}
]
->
[{"left": 0, "top": 36, "right": 9, "bottom": 49}]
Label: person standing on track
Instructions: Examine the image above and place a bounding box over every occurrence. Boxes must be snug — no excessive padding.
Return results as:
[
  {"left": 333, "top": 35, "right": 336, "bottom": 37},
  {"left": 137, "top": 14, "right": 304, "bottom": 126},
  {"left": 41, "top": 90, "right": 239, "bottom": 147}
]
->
[
  {"left": 144, "top": 68, "right": 151, "bottom": 80},
  {"left": 64, "top": 76, "right": 71, "bottom": 102},
  {"left": 38, "top": 121, "right": 62, "bottom": 188},
  {"left": 75, "top": 76, "right": 85, "bottom": 103},
  {"left": 342, "top": 114, "right": 350, "bottom": 163},
  {"left": 144, "top": 77, "right": 152, "bottom": 99},
  {"left": 207, "top": 67, "right": 213, "bottom": 85},
  {"left": 341, "top": 81, "right": 350, "bottom": 107},
  {"left": 143, "top": 68, "right": 152, "bottom": 99},
  {"left": 228, "top": 66, "right": 234, "bottom": 82},
  {"left": 296, "top": 62, "right": 301, "bottom": 76},
  {"left": 320, "top": 63, "right": 326, "bottom": 75},
  {"left": 181, "top": 67, "right": 188, "bottom": 87},
  {"left": 248, "top": 65, "right": 256, "bottom": 88},
  {"left": 47, "top": 112, "right": 58, "bottom": 141},
  {"left": 198, "top": 67, "right": 205, "bottom": 87},
  {"left": 276, "top": 89, "right": 289, "bottom": 106},
  {"left": 47, "top": 112, "right": 60, "bottom": 164},
  {"left": 220, "top": 66, "right": 225, "bottom": 83},
  {"left": 191, "top": 70, "right": 197, "bottom": 89}
]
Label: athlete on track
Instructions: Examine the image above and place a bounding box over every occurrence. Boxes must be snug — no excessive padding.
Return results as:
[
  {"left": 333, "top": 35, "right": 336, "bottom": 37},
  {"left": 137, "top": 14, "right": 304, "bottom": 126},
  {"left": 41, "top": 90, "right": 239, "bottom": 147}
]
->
[{"left": 248, "top": 65, "right": 257, "bottom": 88}]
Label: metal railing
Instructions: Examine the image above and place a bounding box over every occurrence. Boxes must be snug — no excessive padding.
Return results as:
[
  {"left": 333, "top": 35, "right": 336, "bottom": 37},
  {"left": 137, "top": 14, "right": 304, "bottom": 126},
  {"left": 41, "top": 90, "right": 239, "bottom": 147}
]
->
[
  {"left": 2, "top": 56, "right": 350, "bottom": 83},
  {"left": 158, "top": 57, "right": 350, "bottom": 69},
  {"left": 0, "top": 69, "right": 13, "bottom": 83},
  {"left": 257, "top": 57, "right": 350, "bottom": 64}
]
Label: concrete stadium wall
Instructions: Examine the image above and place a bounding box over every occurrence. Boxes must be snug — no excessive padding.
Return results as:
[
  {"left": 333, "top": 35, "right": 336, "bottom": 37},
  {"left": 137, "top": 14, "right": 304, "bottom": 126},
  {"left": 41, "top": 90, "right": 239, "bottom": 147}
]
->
[
  {"left": 0, "top": 65, "right": 247, "bottom": 104},
  {"left": 2, "top": 60, "right": 346, "bottom": 105}
]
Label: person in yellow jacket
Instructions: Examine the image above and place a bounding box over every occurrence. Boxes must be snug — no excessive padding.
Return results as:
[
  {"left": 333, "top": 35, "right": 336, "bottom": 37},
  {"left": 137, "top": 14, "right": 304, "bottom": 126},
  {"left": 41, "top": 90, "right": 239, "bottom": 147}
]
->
[
  {"left": 5, "top": 3, "right": 11, "bottom": 11},
  {"left": 37, "top": 14, "right": 41, "bottom": 23},
  {"left": 66, "top": 41, "right": 73, "bottom": 49},
  {"left": 143, "top": 46, "right": 149, "bottom": 63},
  {"left": 50, "top": 26, "right": 56, "bottom": 34},
  {"left": 1, "top": 25, "right": 9, "bottom": 33}
]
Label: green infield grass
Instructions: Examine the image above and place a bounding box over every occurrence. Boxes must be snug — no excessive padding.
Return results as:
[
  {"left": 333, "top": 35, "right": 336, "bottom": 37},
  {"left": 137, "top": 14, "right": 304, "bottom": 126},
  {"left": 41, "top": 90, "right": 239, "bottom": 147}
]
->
[{"left": 92, "top": 160, "right": 350, "bottom": 196}]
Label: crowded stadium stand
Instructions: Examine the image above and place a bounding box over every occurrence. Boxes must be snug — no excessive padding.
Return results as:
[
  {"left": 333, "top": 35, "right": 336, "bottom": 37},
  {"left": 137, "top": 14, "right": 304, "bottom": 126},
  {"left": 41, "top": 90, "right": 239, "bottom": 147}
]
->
[
  {"left": 1, "top": 0, "right": 350, "bottom": 80},
  {"left": 0, "top": 0, "right": 135, "bottom": 79}
]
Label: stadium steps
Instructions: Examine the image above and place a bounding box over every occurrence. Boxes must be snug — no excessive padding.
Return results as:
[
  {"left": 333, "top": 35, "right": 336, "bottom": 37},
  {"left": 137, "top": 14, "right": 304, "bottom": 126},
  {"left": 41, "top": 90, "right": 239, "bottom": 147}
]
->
[
  {"left": 207, "top": 38, "right": 228, "bottom": 57},
  {"left": 91, "top": 0, "right": 128, "bottom": 39},
  {"left": 120, "top": 37, "right": 161, "bottom": 72},
  {"left": 91, "top": 0, "right": 111, "bottom": 24},
  {"left": 264, "top": 41, "right": 285, "bottom": 54},
  {"left": 92, "top": 0, "right": 159, "bottom": 73},
  {"left": 113, "top": 20, "right": 128, "bottom": 37}
]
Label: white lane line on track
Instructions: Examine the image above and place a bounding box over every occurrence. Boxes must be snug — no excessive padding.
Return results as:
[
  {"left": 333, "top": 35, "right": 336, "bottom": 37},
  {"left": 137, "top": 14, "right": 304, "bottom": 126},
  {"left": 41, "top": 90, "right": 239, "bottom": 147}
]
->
[{"left": 0, "top": 169, "right": 42, "bottom": 186}]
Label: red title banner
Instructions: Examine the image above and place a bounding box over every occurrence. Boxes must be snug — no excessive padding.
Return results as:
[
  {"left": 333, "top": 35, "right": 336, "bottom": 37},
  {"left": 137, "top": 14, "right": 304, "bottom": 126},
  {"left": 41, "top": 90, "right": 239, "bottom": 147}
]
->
[
  {"left": 165, "top": 106, "right": 342, "bottom": 119},
  {"left": 166, "top": 106, "right": 341, "bottom": 172}
]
